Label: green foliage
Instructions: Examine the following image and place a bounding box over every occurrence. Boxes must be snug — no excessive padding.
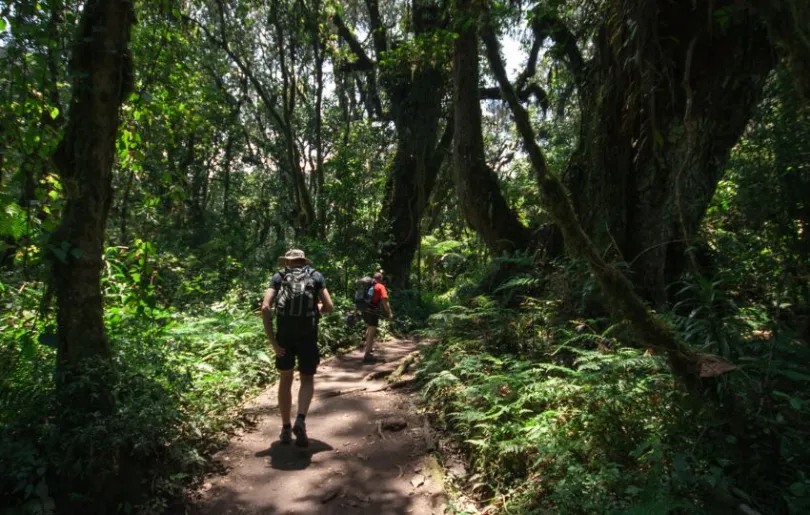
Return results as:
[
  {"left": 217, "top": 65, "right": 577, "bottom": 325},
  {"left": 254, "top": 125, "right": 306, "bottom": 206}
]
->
[
  {"left": 2, "top": 0, "right": 809, "bottom": 514},
  {"left": 0, "top": 244, "right": 362, "bottom": 513},
  {"left": 418, "top": 282, "right": 810, "bottom": 514},
  {"left": 419, "top": 307, "right": 699, "bottom": 514}
]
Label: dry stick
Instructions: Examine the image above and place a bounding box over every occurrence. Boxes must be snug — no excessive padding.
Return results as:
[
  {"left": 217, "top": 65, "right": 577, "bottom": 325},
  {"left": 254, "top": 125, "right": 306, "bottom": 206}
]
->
[{"left": 479, "top": 9, "right": 718, "bottom": 392}]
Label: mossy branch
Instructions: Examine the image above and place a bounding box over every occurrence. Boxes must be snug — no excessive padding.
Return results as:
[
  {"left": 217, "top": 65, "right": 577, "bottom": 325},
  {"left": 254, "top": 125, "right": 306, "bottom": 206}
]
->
[{"left": 479, "top": 5, "right": 717, "bottom": 392}]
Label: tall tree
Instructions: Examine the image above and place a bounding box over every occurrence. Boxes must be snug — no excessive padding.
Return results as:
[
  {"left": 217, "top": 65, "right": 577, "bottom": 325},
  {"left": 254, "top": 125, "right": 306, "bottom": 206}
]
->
[
  {"left": 460, "top": 0, "right": 775, "bottom": 304},
  {"left": 47, "top": 0, "right": 134, "bottom": 509},
  {"left": 334, "top": 0, "right": 451, "bottom": 289},
  {"left": 475, "top": 0, "right": 710, "bottom": 390},
  {"left": 51, "top": 0, "right": 134, "bottom": 370},
  {"left": 561, "top": 0, "right": 775, "bottom": 304},
  {"left": 452, "top": 0, "right": 532, "bottom": 255},
  {"left": 450, "top": 0, "right": 568, "bottom": 259}
]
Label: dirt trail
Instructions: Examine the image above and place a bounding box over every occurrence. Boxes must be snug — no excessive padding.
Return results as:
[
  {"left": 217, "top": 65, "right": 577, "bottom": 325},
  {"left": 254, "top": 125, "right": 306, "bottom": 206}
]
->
[{"left": 190, "top": 338, "right": 446, "bottom": 515}]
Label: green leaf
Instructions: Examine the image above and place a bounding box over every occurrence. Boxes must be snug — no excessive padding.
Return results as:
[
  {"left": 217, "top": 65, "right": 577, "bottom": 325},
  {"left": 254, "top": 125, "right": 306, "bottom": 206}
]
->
[
  {"left": 0, "top": 19, "right": 6, "bottom": 31},
  {"left": 789, "top": 482, "right": 807, "bottom": 497},
  {"left": 49, "top": 106, "right": 59, "bottom": 120},
  {"left": 256, "top": 351, "right": 272, "bottom": 364},
  {"left": 52, "top": 247, "right": 67, "bottom": 263},
  {"left": 0, "top": 202, "right": 27, "bottom": 239}
]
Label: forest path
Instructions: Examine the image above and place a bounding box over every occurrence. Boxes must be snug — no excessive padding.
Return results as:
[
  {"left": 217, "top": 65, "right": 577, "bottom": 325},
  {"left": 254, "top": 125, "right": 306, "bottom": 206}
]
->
[{"left": 189, "top": 338, "right": 447, "bottom": 515}]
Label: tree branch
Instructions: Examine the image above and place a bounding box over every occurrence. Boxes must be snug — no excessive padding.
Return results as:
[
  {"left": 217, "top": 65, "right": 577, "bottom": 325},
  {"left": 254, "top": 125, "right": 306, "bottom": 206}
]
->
[
  {"left": 530, "top": 8, "right": 584, "bottom": 84},
  {"left": 332, "top": 13, "right": 375, "bottom": 71},
  {"left": 183, "top": 10, "right": 285, "bottom": 131},
  {"left": 478, "top": 29, "right": 549, "bottom": 110},
  {"left": 364, "top": 0, "right": 388, "bottom": 57},
  {"left": 479, "top": 84, "right": 549, "bottom": 110}
]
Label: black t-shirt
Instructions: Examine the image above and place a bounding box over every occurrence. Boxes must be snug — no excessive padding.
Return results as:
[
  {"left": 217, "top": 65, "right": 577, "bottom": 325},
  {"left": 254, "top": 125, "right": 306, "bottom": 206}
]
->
[{"left": 269, "top": 266, "right": 326, "bottom": 318}]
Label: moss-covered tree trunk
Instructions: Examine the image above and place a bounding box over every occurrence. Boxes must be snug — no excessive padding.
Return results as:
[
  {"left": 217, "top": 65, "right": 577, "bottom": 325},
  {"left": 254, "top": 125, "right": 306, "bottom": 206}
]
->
[
  {"left": 52, "top": 0, "right": 133, "bottom": 370},
  {"left": 479, "top": 4, "right": 710, "bottom": 390},
  {"left": 376, "top": 1, "right": 449, "bottom": 290},
  {"left": 379, "top": 74, "right": 449, "bottom": 289},
  {"left": 451, "top": 0, "right": 532, "bottom": 256},
  {"left": 335, "top": 0, "right": 451, "bottom": 290},
  {"left": 563, "top": 0, "right": 774, "bottom": 304}
]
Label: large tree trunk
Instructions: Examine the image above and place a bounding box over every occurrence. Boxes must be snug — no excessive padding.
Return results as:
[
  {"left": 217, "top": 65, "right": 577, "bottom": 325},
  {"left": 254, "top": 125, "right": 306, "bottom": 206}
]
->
[
  {"left": 49, "top": 0, "right": 134, "bottom": 510},
  {"left": 374, "top": 0, "right": 450, "bottom": 290},
  {"left": 451, "top": 2, "right": 532, "bottom": 256},
  {"left": 52, "top": 0, "right": 133, "bottom": 368},
  {"left": 564, "top": 0, "right": 774, "bottom": 304},
  {"left": 480, "top": 3, "right": 718, "bottom": 393},
  {"left": 379, "top": 91, "right": 449, "bottom": 289},
  {"left": 748, "top": 0, "right": 810, "bottom": 101}
]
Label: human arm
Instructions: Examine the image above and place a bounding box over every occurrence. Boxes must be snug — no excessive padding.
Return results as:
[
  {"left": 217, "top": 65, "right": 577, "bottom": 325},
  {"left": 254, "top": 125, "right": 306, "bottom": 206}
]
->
[
  {"left": 261, "top": 287, "right": 285, "bottom": 356},
  {"left": 381, "top": 297, "right": 393, "bottom": 319},
  {"left": 318, "top": 287, "right": 334, "bottom": 315}
]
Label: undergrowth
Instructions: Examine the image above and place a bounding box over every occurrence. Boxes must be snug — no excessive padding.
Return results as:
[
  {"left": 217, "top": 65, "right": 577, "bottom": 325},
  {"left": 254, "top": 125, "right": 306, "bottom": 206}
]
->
[
  {"left": 0, "top": 263, "right": 364, "bottom": 514},
  {"left": 416, "top": 276, "right": 810, "bottom": 514}
]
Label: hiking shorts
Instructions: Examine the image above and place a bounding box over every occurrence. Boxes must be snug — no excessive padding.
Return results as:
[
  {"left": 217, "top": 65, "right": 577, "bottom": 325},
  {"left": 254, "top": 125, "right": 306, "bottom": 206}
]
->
[
  {"left": 275, "top": 316, "right": 320, "bottom": 375},
  {"left": 362, "top": 309, "right": 380, "bottom": 328}
]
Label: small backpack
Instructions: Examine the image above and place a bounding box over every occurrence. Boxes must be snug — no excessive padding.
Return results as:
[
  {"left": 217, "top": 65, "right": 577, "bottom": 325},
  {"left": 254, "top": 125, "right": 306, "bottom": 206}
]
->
[
  {"left": 353, "top": 276, "right": 375, "bottom": 311},
  {"left": 275, "top": 267, "right": 317, "bottom": 317}
]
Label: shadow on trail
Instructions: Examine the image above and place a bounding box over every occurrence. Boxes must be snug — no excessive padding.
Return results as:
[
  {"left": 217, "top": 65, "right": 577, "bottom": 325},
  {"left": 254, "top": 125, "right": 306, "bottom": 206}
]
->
[
  {"left": 190, "top": 339, "right": 445, "bottom": 515},
  {"left": 254, "top": 439, "right": 334, "bottom": 471}
]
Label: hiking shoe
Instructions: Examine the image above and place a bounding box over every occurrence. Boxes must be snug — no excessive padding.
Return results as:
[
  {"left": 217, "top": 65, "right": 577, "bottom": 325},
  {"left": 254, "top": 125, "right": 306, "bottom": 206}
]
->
[
  {"left": 279, "top": 426, "right": 292, "bottom": 444},
  {"left": 292, "top": 419, "right": 309, "bottom": 447},
  {"left": 363, "top": 353, "right": 383, "bottom": 363}
]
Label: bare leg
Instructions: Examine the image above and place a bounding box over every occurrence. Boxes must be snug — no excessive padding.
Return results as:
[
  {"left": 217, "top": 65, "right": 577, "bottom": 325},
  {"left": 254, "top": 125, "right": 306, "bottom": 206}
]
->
[
  {"left": 297, "top": 373, "right": 315, "bottom": 416},
  {"left": 364, "top": 325, "right": 377, "bottom": 356},
  {"left": 278, "top": 370, "right": 294, "bottom": 426}
]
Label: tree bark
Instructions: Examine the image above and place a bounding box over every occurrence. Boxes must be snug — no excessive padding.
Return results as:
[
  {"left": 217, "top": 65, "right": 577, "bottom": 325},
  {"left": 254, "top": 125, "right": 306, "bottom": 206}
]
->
[
  {"left": 49, "top": 0, "right": 134, "bottom": 509},
  {"left": 747, "top": 0, "right": 810, "bottom": 101},
  {"left": 452, "top": 1, "right": 532, "bottom": 256},
  {"left": 563, "top": 0, "right": 774, "bottom": 304},
  {"left": 379, "top": 1, "right": 450, "bottom": 289},
  {"left": 51, "top": 0, "right": 133, "bottom": 368},
  {"left": 309, "top": 0, "right": 327, "bottom": 235}
]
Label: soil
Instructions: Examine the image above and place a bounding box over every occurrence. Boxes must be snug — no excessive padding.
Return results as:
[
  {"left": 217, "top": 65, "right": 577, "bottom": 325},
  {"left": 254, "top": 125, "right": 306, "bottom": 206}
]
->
[{"left": 188, "top": 338, "right": 447, "bottom": 515}]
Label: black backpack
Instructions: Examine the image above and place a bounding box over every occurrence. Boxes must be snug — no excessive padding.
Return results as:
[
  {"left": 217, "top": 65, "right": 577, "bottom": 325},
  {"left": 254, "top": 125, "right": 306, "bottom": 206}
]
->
[
  {"left": 353, "top": 276, "right": 375, "bottom": 311},
  {"left": 275, "top": 267, "right": 317, "bottom": 317}
]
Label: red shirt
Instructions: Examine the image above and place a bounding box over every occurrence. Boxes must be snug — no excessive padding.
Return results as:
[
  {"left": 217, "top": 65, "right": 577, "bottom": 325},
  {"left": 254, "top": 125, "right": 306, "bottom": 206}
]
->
[{"left": 371, "top": 282, "right": 388, "bottom": 305}]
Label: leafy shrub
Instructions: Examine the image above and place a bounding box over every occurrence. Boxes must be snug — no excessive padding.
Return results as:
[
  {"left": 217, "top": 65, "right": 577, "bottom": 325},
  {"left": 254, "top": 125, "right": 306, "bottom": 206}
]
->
[
  {"left": 417, "top": 296, "right": 810, "bottom": 514},
  {"left": 0, "top": 254, "right": 363, "bottom": 513}
]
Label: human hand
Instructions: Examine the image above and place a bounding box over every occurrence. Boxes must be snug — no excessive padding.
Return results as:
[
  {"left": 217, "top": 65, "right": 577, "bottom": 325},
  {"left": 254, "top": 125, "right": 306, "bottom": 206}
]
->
[{"left": 272, "top": 342, "right": 286, "bottom": 357}]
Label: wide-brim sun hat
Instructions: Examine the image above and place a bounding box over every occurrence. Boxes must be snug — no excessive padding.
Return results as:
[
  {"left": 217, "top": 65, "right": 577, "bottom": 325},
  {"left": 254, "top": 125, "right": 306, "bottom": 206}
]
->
[{"left": 278, "top": 248, "right": 313, "bottom": 266}]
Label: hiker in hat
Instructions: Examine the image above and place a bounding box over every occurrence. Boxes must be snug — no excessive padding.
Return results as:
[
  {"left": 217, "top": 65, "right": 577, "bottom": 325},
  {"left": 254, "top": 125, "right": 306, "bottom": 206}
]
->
[{"left": 261, "top": 249, "right": 333, "bottom": 447}]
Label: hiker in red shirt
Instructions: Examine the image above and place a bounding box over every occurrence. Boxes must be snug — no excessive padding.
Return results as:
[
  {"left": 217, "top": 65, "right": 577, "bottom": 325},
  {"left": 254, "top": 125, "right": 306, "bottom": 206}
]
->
[{"left": 362, "top": 272, "right": 393, "bottom": 363}]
